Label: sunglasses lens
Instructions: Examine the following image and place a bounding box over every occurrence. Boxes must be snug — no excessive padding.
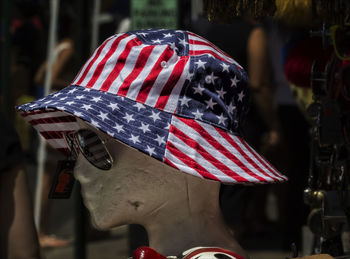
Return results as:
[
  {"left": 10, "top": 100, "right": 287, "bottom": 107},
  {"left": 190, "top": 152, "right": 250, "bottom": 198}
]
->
[{"left": 75, "top": 129, "right": 113, "bottom": 170}]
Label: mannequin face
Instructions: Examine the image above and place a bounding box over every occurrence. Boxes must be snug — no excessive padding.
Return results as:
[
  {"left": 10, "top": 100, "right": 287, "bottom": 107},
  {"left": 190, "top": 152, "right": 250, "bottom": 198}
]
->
[{"left": 73, "top": 121, "right": 183, "bottom": 229}]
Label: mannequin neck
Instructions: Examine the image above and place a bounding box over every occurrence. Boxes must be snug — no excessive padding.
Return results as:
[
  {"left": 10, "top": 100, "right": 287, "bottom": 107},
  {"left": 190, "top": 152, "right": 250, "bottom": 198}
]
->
[{"left": 138, "top": 176, "right": 247, "bottom": 258}]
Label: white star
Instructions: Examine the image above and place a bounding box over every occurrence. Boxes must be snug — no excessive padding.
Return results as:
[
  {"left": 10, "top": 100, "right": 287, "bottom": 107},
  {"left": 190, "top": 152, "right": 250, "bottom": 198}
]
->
[
  {"left": 205, "top": 98, "right": 217, "bottom": 110},
  {"left": 56, "top": 106, "right": 65, "bottom": 110},
  {"left": 66, "top": 101, "right": 75, "bottom": 105},
  {"left": 107, "top": 131, "right": 115, "bottom": 137},
  {"left": 43, "top": 100, "right": 52, "bottom": 104},
  {"left": 92, "top": 96, "right": 102, "bottom": 102},
  {"left": 124, "top": 113, "right": 135, "bottom": 123},
  {"left": 113, "top": 123, "right": 124, "bottom": 133},
  {"left": 163, "top": 33, "right": 172, "bottom": 38},
  {"left": 179, "top": 96, "right": 191, "bottom": 107},
  {"left": 192, "top": 109, "right": 203, "bottom": 120},
  {"left": 207, "top": 54, "right": 215, "bottom": 59},
  {"left": 193, "top": 84, "right": 205, "bottom": 95},
  {"left": 238, "top": 91, "right": 245, "bottom": 102},
  {"left": 227, "top": 102, "right": 236, "bottom": 114},
  {"left": 152, "top": 38, "right": 162, "bottom": 44},
  {"left": 82, "top": 104, "right": 92, "bottom": 111},
  {"left": 134, "top": 102, "right": 145, "bottom": 111},
  {"left": 98, "top": 111, "right": 108, "bottom": 121},
  {"left": 129, "top": 134, "right": 140, "bottom": 144},
  {"left": 169, "top": 42, "right": 178, "bottom": 52},
  {"left": 221, "top": 63, "right": 230, "bottom": 72},
  {"left": 186, "top": 72, "right": 194, "bottom": 81},
  {"left": 155, "top": 135, "right": 165, "bottom": 146},
  {"left": 216, "top": 87, "right": 227, "bottom": 99},
  {"left": 137, "top": 32, "right": 148, "bottom": 37},
  {"left": 76, "top": 95, "right": 85, "bottom": 100},
  {"left": 231, "top": 76, "right": 240, "bottom": 87},
  {"left": 194, "top": 59, "right": 206, "bottom": 69},
  {"left": 60, "top": 97, "right": 67, "bottom": 101},
  {"left": 217, "top": 113, "right": 227, "bottom": 125},
  {"left": 139, "top": 123, "right": 150, "bottom": 133},
  {"left": 179, "top": 38, "right": 186, "bottom": 46},
  {"left": 165, "top": 123, "right": 171, "bottom": 130},
  {"left": 205, "top": 72, "right": 218, "bottom": 84},
  {"left": 146, "top": 146, "right": 156, "bottom": 156},
  {"left": 108, "top": 102, "right": 119, "bottom": 111},
  {"left": 150, "top": 111, "right": 161, "bottom": 122},
  {"left": 68, "top": 88, "right": 78, "bottom": 94},
  {"left": 84, "top": 88, "right": 91, "bottom": 92},
  {"left": 90, "top": 119, "right": 100, "bottom": 127},
  {"left": 53, "top": 92, "right": 61, "bottom": 97},
  {"left": 73, "top": 111, "right": 83, "bottom": 117}
]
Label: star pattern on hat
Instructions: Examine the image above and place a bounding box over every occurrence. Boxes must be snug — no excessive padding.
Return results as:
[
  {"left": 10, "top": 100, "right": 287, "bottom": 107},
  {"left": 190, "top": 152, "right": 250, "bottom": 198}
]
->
[
  {"left": 25, "top": 86, "right": 171, "bottom": 160},
  {"left": 177, "top": 54, "right": 248, "bottom": 131}
]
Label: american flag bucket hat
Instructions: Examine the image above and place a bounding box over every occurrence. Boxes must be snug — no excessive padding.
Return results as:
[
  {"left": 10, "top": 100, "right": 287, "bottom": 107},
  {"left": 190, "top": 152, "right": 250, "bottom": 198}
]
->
[{"left": 17, "top": 28, "right": 287, "bottom": 184}]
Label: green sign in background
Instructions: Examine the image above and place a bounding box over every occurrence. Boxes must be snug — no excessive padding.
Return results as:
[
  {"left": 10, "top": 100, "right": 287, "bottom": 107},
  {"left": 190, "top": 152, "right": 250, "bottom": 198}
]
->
[{"left": 131, "top": 0, "right": 178, "bottom": 30}]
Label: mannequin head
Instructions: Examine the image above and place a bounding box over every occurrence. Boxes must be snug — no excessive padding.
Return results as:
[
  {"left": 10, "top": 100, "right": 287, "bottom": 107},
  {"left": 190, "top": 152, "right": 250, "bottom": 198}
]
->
[
  {"left": 72, "top": 119, "right": 244, "bottom": 256},
  {"left": 74, "top": 119, "right": 222, "bottom": 231}
]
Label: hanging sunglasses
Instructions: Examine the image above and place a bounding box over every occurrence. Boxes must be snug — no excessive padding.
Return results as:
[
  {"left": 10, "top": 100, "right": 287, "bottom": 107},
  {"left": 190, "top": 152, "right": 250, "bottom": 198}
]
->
[
  {"left": 49, "top": 129, "right": 113, "bottom": 199},
  {"left": 330, "top": 23, "right": 350, "bottom": 61},
  {"left": 63, "top": 129, "right": 114, "bottom": 170}
]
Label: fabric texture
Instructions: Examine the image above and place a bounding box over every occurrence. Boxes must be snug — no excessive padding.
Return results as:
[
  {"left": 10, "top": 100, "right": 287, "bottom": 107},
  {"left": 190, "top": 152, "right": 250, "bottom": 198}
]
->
[{"left": 17, "top": 28, "right": 287, "bottom": 184}]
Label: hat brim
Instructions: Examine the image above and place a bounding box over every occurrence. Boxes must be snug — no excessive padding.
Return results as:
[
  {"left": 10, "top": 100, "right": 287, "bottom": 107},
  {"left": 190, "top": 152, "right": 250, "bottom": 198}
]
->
[{"left": 18, "top": 85, "right": 287, "bottom": 184}]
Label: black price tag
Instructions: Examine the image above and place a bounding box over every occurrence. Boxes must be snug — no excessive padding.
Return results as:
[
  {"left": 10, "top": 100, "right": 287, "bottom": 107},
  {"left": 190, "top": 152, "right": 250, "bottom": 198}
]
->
[{"left": 49, "top": 160, "right": 76, "bottom": 199}]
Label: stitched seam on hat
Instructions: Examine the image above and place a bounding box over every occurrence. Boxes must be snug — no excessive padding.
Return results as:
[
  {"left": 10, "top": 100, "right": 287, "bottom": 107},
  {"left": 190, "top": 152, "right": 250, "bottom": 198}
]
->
[{"left": 183, "top": 30, "right": 189, "bottom": 56}]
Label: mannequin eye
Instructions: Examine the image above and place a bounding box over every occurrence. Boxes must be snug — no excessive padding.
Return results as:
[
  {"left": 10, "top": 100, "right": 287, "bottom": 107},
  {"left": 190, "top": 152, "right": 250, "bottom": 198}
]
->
[{"left": 74, "top": 129, "right": 113, "bottom": 170}]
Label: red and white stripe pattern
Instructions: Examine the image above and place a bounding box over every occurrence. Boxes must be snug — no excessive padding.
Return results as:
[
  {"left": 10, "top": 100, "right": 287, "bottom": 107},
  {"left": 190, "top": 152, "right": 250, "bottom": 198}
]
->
[
  {"left": 187, "top": 31, "right": 242, "bottom": 69},
  {"left": 165, "top": 116, "right": 287, "bottom": 183},
  {"left": 72, "top": 32, "right": 190, "bottom": 113},
  {"left": 20, "top": 109, "right": 79, "bottom": 155}
]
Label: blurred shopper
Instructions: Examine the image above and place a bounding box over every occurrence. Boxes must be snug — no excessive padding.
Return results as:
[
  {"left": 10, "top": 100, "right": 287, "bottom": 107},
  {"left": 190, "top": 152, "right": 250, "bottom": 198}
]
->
[
  {"left": 263, "top": 20, "right": 310, "bottom": 249},
  {"left": 33, "top": 8, "right": 77, "bottom": 248},
  {"left": 0, "top": 113, "right": 41, "bottom": 259},
  {"left": 190, "top": 15, "right": 281, "bottom": 239},
  {"left": 11, "top": 1, "right": 45, "bottom": 155}
]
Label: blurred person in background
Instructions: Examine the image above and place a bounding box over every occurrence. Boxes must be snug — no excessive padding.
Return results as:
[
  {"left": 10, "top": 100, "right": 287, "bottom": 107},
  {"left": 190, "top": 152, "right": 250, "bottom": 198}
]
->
[
  {"left": 190, "top": 12, "right": 282, "bottom": 240},
  {"left": 262, "top": 19, "right": 310, "bottom": 249},
  {"left": 11, "top": 0, "right": 45, "bottom": 155},
  {"left": 33, "top": 5, "right": 77, "bottom": 248},
  {"left": 0, "top": 113, "right": 41, "bottom": 259}
]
